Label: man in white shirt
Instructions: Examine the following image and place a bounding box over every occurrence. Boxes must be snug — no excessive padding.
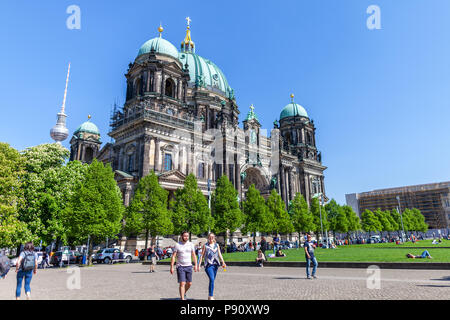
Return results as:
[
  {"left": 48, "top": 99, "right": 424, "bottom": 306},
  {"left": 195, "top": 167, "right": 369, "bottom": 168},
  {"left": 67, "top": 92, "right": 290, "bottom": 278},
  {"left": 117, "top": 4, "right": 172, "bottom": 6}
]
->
[{"left": 170, "top": 231, "right": 198, "bottom": 300}]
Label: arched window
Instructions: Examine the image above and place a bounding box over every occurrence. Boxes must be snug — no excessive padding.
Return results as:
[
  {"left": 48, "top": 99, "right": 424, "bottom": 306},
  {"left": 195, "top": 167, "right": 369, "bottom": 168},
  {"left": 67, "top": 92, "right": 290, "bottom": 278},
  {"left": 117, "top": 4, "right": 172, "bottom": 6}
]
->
[
  {"left": 85, "top": 147, "right": 94, "bottom": 163},
  {"left": 165, "top": 79, "right": 175, "bottom": 98},
  {"left": 198, "top": 163, "right": 205, "bottom": 179},
  {"left": 127, "top": 154, "right": 134, "bottom": 172},
  {"left": 164, "top": 153, "right": 172, "bottom": 171}
]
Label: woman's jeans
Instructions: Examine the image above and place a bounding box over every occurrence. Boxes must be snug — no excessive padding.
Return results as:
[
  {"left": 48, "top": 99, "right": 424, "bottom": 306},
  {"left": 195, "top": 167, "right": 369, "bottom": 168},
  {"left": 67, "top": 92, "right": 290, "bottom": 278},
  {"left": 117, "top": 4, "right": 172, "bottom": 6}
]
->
[
  {"left": 306, "top": 256, "right": 318, "bottom": 277},
  {"left": 205, "top": 265, "right": 218, "bottom": 297},
  {"left": 16, "top": 270, "right": 33, "bottom": 298},
  {"left": 420, "top": 250, "right": 431, "bottom": 258}
]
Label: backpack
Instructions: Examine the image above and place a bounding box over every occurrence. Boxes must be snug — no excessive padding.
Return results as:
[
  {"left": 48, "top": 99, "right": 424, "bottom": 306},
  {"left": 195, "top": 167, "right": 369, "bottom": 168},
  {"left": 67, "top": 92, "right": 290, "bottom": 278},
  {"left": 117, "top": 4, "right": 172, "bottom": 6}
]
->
[
  {"left": 0, "top": 255, "right": 11, "bottom": 277},
  {"left": 22, "top": 252, "right": 36, "bottom": 271}
]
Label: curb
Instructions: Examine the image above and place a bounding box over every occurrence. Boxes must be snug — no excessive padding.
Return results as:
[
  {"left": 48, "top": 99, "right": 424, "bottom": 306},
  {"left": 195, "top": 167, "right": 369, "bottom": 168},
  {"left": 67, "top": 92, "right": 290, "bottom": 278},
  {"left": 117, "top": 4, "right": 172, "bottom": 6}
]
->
[{"left": 148, "top": 261, "right": 450, "bottom": 270}]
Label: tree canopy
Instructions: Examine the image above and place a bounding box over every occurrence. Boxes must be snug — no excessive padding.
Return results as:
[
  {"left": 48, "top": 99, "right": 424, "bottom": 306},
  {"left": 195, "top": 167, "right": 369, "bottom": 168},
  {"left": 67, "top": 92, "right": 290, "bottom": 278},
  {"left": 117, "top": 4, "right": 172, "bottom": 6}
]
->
[
  {"left": 171, "top": 173, "right": 213, "bottom": 240},
  {"left": 125, "top": 171, "right": 173, "bottom": 248},
  {"left": 211, "top": 175, "right": 243, "bottom": 247}
]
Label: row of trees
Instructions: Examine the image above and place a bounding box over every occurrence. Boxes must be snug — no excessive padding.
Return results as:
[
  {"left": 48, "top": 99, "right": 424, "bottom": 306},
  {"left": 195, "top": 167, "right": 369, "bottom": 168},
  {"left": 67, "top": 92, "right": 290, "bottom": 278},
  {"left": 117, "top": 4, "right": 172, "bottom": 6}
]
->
[
  {"left": 1, "top": 142, "right": 429, "bottom": 261},
  {"left": 360, "top": 208, "right": 428, "bottom": 237},
  {"left": 123, "top": 172, "right": 364, "bottom": 249},
  {"left": 0, "top": 143, "right": 124, "bottom": 264}
]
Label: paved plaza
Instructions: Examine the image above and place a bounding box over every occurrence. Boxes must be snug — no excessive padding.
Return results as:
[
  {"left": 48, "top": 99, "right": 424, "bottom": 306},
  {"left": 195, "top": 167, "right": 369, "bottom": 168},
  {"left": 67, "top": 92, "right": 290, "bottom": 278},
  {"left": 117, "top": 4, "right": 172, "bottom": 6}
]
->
[{"left": 1, "top": 263, "right": 449, "bottom": 300}]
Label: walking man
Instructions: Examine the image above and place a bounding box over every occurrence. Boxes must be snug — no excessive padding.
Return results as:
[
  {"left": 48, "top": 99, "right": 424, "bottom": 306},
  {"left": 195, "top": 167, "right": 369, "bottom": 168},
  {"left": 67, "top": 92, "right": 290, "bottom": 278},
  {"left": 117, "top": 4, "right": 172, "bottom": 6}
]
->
[
  {"left": 273, "top": 234, "right": 280, "bottom": 254},
  {"left": 304, "top": 234, "right": 318, "bottom": 279},
  {"left": 260, "top": 236, "right": 267, "bottom": 257},
  {"left": 170, "top": 231, "right": 198, "bottom": 300}
]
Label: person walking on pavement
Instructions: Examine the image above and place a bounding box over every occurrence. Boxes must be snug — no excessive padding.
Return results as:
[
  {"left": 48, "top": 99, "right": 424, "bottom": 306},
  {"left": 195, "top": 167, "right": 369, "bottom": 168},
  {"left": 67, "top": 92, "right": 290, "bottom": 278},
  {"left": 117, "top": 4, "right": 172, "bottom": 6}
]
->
[
  {"left": 304, "top": 234, "right": 318, "bottom": 279},
  {"left": 170, "top": 231, "right": 198, "bottom": 300},
  {"left": 40, "top": 251, "right": 50, "bottom": 269},
  {"left": 260, "top": 236, "right": 267, "bottom": 257},
  {"left": 148, "top": 245, "right": 159, "bottom": 273},
  {"left": 198, "top": 233, "right": 227, "bottom": 300},
  {"left": 15, "top": 242, "right": 38, "bottom": 300},
  {"left": 273, "top": 235, "right": 280, "bottom": 254}
]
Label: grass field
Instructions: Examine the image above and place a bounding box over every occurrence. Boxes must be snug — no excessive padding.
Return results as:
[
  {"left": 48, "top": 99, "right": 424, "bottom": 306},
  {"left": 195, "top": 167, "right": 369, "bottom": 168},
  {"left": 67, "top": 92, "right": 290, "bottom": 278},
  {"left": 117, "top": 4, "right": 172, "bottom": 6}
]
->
[{"left": 221, "top": 240, "right": 450, "bottom": 263}]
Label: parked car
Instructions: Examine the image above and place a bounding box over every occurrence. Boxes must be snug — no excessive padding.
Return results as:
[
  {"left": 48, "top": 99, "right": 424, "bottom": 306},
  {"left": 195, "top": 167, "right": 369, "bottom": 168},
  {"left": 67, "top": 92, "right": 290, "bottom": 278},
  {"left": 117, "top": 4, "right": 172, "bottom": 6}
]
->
[
  {"left": 50, "top": 250, "right": 82, "bottom": 266},
  {"left": 93, "top": 248, "right": 133, "bottom": 264}
]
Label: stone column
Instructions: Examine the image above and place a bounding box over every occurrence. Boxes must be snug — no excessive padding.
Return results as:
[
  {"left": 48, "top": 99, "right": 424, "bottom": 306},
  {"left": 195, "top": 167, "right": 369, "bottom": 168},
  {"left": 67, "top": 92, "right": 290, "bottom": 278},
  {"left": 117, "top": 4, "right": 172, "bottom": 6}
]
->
[
  {"left": 177, "top": 79, "right": 182, "bottom": 100},
  {"left": 174, "top": 146, "right": 179, "bottom": 171},
  {"left": 280, "top": 166, "right": 286, "bottom": 205},
  {"left": 288, "top": 169, "right": 293, "bottom": 201},
  {"left": 154, "top": 139, "right": 160, "bottom": 172},
  {"left": 156, "top": 71, "right": 162, "bottom": 94},
  {"left": 304, "top": 174, "right": 310, "bottom": 206},
  {"left": 124, "top": 184, "right": 132, "bottom": 207},
  {"left": 142, "top": 135, "right": 152, "bottom": 177},
  {"left": 146, "top": 71, "right": 151, "bottom": 92}
]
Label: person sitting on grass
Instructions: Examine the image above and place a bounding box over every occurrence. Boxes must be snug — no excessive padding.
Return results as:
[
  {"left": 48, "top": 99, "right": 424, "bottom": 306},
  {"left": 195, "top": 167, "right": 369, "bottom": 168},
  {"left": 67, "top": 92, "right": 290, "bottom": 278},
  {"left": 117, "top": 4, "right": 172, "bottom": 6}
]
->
[
  {"left": 256, "top": 249, "right": 266, "bottom": 267},
  {"left": 406, "top": 250, "right": 432, "bottom": 259},
  {"left": 275, "top": 249, "right": 286, "bottom": 257}
]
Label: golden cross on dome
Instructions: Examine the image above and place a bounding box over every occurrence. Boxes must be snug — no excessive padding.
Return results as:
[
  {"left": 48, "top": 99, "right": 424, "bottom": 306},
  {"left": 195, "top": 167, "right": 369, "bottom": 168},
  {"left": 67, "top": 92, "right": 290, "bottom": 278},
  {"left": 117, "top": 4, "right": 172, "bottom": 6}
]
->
[{"left": 186, "top": 17, "right": 191, "bottom": 28}]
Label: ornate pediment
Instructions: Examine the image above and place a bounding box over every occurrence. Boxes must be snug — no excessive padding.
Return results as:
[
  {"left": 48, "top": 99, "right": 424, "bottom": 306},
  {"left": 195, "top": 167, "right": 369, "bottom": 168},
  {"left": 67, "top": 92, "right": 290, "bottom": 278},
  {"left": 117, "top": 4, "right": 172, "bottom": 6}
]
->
[{"left": 157, "top": 169, "right": 186, "bottom": 183}]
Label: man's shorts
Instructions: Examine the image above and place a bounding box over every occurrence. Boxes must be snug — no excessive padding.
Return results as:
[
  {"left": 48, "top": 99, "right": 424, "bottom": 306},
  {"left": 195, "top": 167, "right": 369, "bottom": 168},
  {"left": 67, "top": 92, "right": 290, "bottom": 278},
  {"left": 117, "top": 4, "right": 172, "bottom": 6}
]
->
[
  {"left": 176, "top": 265, "right": 193, "bottom": 283},
  {"left": 150, "top": 256, "right": 157, "bottom": 265}
]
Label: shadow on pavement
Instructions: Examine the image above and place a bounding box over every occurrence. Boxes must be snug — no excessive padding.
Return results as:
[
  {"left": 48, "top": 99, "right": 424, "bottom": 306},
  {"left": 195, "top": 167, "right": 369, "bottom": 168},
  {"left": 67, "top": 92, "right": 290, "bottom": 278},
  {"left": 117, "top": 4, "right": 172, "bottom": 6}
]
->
[
  {"left": 416, "top": 284, "right": 450, "bottom": 288},
  {"left": 274, "top": 277, "right": 304, "bottom": 280},
  {"left": 430, "top": 276, "right": 450, "bottom": 281}
]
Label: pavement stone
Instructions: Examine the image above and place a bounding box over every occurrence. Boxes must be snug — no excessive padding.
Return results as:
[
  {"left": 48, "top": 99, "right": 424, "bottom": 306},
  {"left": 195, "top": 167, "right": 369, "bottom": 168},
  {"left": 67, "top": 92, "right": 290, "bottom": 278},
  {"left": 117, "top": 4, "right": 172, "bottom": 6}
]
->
[{"left": 1, "top": 263, "right": 449, "bottom": 300}]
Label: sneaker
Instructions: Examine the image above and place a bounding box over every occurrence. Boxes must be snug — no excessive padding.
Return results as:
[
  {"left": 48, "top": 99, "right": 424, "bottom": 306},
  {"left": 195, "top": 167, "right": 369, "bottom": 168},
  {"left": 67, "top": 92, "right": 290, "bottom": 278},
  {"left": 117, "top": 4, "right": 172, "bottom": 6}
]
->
[
  {"left": 312, "top": 275, "right": 318, "bottom": 279},
  {"left": 307, "top": 276, "right": 312, "bottom": 279}
]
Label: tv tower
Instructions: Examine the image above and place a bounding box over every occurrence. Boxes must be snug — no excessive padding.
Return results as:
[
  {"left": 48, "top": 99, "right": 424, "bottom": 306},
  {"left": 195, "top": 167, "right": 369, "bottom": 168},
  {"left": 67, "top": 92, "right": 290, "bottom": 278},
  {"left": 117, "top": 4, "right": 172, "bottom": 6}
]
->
[{"left": 50, "top": 63, "right": 71, "bottom": 143}]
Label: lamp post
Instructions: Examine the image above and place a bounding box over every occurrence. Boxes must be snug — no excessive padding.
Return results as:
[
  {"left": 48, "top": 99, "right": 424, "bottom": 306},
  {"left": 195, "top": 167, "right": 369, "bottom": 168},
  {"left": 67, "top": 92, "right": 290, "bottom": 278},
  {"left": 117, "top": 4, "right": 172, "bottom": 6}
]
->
[{"left": 396, "top": 195, "right": 405, "bottom": 241}]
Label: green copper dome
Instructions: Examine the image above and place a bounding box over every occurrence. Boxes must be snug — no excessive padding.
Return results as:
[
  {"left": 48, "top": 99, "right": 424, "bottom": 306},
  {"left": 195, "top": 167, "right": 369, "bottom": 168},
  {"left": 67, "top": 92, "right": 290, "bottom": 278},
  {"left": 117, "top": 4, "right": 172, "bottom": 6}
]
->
[
  {"left": 137, "top": 37, "right": 179, "bottom": 59},
  {"left": 178, "top": 52, "right": 234, "bottom": 99},
  {"left": 74, "top": 120, "right": 100, "bottom": 135},
  {"left": 280, "top": 102, "right": 308, "bottom": 120}
]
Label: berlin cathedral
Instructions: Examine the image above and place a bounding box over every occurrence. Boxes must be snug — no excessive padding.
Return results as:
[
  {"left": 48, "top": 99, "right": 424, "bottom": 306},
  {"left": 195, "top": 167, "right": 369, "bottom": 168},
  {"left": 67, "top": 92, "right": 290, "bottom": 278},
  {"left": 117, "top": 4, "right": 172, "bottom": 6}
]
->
[{"left": 64, "top": 19, "right": 327, "bottom": 244}]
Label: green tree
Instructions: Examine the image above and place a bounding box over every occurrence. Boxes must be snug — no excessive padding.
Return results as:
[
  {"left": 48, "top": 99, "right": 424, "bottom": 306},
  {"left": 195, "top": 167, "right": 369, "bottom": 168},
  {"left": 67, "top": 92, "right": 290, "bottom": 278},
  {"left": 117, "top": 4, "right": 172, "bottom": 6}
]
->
[
  {"left": 125, "top": 171, "right": 173, "bottom": 249},
  {"left": 172, "top": 173, "right": 212, "bottom": 240},
  {"left": 390, "top": 208, "right": 404, "bottom": 237},
  {"left": 361, "top": 209, "right": 382, "bottom": 236},
  {"left": 64, "top": 159, "right": 124, "bottom": 265},
  {"left": 266, "top": 189, "right": 293, "bottom": 235},
  {"left": 342, "top": 205, "right": 361, "bottom": 240},
  {"left": 0, "top": 143, "right": 31, "bottom": 248},
  {"left": 374, "top": 209, "right": 393, "bottom": 235},
  {"left": 385, "top": 210, "right": 399, "bottom": 237},
  {"left": 19, "top": 143, "right": 87, "bottom": 246},
  {"left": 242, "top": 184, "right": 272, "bottom": 244},
  {"left": 211, "top": 175, "right": 243, "bottom": 250},
  {"left": 289, "top": 192, "right": 314, "bottom": 238},
  {"left": 325, "top": 199, "right": 349, "bottom": 240},
  {"left": 310, "top": 197, "right": 329, "bottom": 241},
  {"left": 410, "top": 208, "right": 428, "bottom": 234}
]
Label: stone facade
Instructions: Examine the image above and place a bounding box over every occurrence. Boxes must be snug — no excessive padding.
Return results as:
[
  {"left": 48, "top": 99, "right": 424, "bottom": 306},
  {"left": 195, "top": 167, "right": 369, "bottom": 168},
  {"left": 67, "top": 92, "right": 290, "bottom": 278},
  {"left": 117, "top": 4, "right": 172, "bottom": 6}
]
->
[{"left": 92, "top": 28, "right": 327, "bottom": 248}]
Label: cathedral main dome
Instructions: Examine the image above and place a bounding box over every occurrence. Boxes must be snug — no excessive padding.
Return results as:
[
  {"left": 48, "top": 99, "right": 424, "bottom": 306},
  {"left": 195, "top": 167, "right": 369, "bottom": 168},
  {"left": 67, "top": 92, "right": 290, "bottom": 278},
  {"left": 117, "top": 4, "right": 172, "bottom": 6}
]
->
[
  {"left": 136, "top": 23, "right": 234, "bottom": 99},
  {"left": 178, "top": 52, "right": 233, "bottom": 99}
]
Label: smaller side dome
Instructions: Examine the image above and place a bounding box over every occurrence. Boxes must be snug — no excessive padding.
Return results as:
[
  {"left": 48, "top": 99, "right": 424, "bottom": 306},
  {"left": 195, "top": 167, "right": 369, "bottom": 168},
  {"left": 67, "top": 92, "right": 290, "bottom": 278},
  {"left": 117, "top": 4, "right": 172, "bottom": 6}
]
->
[
  {"left": 280, "top": 95, "right": 308, "bottom": 120},
  {"left": 280, "top": 103, "right": 308, "bottom": 120},
  {"left": 74, "top": 118, "right": 100, "bottom": 135},
  {"left": 137, "top": 37, "right": 179, "bottom": 59}
]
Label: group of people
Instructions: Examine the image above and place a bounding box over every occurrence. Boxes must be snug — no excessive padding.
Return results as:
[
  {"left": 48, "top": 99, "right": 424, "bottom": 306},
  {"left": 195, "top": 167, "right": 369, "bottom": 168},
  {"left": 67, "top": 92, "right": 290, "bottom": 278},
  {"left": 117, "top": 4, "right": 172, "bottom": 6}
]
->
[
  {"left": 170, "top": 231, "right": 226, "bottom": 300},
  {"left": 0, "top": 242, "right": 39, "bottom": 300}
]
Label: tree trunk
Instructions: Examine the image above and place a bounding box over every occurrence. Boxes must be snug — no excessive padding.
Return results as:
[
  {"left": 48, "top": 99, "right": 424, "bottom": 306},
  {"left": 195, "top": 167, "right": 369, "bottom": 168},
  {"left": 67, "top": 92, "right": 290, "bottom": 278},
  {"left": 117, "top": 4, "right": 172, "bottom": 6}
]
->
[
  {"left": 88, "top": 240, "right": 93, "bottom": 266},
  {"left": 223, "top": 230, "right": 228, "bottom": 252},
  {"left": 144, "top": 229, "right": 149, "bottom": 251}
]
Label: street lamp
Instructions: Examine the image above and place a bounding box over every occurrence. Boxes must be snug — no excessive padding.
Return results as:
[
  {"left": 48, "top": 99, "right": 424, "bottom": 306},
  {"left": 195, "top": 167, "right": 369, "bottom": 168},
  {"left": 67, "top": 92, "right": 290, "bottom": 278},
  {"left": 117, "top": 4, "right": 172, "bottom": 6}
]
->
[
  {"left": 396, "top": 195, "right": 405, "bottom": 241},
  {"left": 312, "top": 178, "right": 328, "bottom": 247}
]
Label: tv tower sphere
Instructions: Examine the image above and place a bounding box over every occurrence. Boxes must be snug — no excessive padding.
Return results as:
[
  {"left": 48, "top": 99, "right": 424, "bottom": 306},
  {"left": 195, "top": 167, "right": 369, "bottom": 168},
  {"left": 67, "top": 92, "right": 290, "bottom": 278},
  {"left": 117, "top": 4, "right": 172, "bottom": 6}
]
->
[{"left": 50, "top": 63, "right": 71, "bottom": 143}]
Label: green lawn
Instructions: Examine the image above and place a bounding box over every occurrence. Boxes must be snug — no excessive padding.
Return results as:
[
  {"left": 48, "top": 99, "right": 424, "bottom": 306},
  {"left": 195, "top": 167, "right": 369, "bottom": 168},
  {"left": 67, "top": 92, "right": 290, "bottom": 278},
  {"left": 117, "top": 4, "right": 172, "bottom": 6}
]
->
[{"left": 221, "top": 241, "right": 450, "bottom": 263}]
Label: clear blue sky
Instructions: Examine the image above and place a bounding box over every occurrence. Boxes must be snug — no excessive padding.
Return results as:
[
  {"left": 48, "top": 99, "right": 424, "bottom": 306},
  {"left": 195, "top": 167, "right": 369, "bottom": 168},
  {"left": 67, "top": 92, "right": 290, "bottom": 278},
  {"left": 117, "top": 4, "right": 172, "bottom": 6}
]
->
[{"left": 1, "top": 0, "right": 449, "bottom": 204}]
